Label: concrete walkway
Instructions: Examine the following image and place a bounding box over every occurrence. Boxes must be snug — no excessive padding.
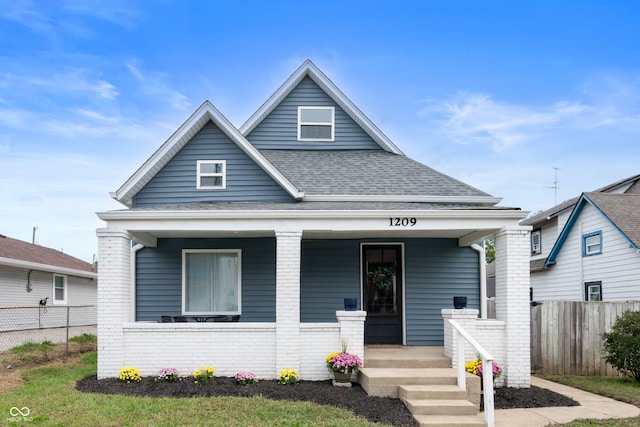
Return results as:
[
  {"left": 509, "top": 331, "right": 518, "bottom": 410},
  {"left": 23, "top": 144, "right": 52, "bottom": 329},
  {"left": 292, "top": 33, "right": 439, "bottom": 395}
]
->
[{"left": 495, "top": 376, "right": 640, "bottom": 426}]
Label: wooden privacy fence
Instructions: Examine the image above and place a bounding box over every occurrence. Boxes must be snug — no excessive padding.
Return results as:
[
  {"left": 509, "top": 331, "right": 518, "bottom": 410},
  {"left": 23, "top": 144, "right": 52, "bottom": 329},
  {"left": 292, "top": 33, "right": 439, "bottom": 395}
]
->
[{"left": 530, "top": 300, "right": 640, "bottom": 376}]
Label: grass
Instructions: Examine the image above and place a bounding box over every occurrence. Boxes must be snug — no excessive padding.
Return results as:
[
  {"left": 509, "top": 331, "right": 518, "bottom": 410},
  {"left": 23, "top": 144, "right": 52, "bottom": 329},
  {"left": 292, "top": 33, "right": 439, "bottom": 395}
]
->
[
  {"left": 9, "top": 341, "right": 56, "bottom": 362},
  {"left": 541, "top": 375, "right": 640, "bottom": 426},
  {"left": 0, "top": 352, "right": 393, "bottom": 426}
]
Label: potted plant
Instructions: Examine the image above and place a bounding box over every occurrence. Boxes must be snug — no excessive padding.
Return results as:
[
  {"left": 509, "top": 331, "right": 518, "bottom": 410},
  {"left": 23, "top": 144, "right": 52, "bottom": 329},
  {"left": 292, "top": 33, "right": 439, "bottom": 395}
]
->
[{"left": 326, "top": 350, "right": 363, "bottom": 383}]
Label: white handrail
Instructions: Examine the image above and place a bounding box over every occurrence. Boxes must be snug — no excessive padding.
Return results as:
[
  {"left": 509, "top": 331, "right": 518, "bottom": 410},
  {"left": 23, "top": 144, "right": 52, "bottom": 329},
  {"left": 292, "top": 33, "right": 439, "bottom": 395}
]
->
[{"left": 448, "top": 319, "right": 495, "bottom": 427}]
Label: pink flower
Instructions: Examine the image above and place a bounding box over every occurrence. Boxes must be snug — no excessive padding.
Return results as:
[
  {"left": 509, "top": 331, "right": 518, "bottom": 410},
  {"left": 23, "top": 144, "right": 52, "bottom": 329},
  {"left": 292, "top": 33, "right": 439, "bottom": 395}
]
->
[{"left": 329, "top": 352, "right": 363, "bottom": 373}]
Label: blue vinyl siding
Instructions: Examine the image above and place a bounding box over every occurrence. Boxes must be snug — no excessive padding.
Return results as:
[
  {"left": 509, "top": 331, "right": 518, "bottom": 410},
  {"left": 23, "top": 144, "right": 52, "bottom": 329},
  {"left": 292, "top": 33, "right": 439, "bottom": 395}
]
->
[
  {"left": 247, "top": 76, "right": 382, "bottom": 150},
  {"left": 133, "top": 122, "right": 293, "bottom": 207},
  {"left": 135, "top": 238, "right": 276, "bottom": 322},
  {"left": 300, "top": 240, "right": 361, "bottom": 322},
  {"left": 404, "top": 239, "right": 480, "bottom": 345},
  {"left": 300, "top": 238, "right": 479, "bottom": 346}
]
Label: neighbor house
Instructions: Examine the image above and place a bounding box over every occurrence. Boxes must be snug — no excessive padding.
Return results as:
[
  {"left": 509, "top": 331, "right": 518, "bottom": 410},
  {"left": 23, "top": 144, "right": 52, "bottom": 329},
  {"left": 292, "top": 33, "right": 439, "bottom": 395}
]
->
[
  {"left": 96, "top": 60, "right": 531, "bottom": 386},
  {"left": 0, "top": 234, "right": 97, "bottom": 330},
  {"left": 522, "top": 174, "right": 640, "bottom": 301}
]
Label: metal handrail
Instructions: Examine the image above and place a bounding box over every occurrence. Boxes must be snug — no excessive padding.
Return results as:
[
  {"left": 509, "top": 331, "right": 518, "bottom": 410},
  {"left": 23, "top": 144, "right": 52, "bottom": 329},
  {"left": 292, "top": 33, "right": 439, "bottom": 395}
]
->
[{"left": 448, "top": 319, "right": 495, "bottom": 427}]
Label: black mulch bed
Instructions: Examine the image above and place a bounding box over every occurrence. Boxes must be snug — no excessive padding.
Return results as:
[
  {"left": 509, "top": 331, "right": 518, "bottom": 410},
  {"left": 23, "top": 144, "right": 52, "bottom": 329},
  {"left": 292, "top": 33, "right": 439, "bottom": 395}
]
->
[{"left": 76, "top": 376, "right": 579, "bottom": 427}]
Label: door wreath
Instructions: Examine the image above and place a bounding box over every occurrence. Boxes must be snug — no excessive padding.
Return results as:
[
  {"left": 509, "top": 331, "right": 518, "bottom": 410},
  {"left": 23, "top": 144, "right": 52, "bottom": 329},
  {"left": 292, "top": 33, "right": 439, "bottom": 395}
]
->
[{"left": 368, "top": 266, "right": 394, "bottom": 289}]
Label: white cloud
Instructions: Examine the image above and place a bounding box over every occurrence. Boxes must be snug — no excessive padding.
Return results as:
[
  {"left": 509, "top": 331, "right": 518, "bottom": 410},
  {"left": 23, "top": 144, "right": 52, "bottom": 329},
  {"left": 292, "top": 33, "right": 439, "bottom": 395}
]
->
[{"left": 126, "top": 60, "right": 191, "bottom": 111}]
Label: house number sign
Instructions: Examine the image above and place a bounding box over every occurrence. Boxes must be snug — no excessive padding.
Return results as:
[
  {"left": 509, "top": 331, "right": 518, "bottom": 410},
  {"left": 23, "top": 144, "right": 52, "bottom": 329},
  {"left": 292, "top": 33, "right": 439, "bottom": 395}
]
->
[{"left": 389, "top": 217, "right": 417, "bottom": 227}]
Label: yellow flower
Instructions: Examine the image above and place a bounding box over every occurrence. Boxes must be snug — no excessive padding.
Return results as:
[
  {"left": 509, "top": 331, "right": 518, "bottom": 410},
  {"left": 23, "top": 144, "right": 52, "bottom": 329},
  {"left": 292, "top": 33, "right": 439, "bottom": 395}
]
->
[
  {"left": 193, "top": 365, "right": 216, "bottom": 382},
  {"left": 118, "top": 366, "right": 141, "bottom": 383},
  {"left": 278, "top": 368, "right": 300, "bottom": 385}
]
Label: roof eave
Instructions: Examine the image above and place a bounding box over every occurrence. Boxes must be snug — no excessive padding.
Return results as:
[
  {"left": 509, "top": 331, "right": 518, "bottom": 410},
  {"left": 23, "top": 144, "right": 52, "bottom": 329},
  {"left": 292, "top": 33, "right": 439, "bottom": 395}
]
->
[{"left": 0, "top": 257, "right": 97, "bottom": 279}]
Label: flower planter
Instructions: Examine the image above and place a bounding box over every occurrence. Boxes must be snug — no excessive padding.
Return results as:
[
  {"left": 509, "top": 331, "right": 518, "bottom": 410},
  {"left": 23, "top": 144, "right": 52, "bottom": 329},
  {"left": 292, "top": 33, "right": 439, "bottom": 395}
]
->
[
  {"left": 343, "top": 298, "right": 358, "bottom": 311},
  {"left": 332, "top": 370, "right": 352, "bottom": 383},
  {"left": 453, "top": 296, "right": 467, "bottom": 309}
]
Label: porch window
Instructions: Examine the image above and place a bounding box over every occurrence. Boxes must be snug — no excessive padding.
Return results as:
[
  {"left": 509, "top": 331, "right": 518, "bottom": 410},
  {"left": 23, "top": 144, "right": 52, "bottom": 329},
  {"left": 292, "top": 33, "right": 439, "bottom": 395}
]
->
[
  {"left": 582, "top": 231, "right": 602, "bottom": 256},
  {"left": 53, "top": 274, "right": 67, "bottom": 304},
  {"left": 197, "top": 160, "right": 226, "bottom": 189},
  {"left": 298, "top": 106, "right": 334, "bottom": 141},
  {"left": 182, "top": 250, "right": 241, "bottom": 315}
]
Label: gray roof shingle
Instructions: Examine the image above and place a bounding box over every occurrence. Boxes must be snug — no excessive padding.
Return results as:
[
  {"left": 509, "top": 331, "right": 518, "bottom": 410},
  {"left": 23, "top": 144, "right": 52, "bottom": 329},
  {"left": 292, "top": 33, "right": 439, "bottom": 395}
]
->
[
  {"left": 260, "top": 150, "right": 493, "bottom": 198},
  {"left": 584, "top": 192, "right": 640, "bottom": 248}
]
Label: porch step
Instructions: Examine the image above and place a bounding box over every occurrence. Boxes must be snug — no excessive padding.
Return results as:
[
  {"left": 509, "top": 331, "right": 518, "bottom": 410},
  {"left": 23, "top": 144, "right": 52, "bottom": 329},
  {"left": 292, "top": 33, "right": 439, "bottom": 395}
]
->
[
  {"left": 413, "top": 414, "right": 487, "bottom": 427},
  {"left": 360, "top": 347, "right": 484, "bottom": 427},
  {"left": 358, "top": 368, "right": 458, "bottom": 398},
  {"left": 401, "top": 398, "right": 477, "bottom": 416},
  {"left": 399, "top": 384, "right": 469, "bottom": 400}
]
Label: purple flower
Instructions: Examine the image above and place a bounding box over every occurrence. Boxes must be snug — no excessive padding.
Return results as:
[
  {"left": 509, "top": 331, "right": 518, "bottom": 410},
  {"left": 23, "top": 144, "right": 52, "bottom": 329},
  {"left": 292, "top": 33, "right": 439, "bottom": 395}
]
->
[
  {"left": 235, "top": 371, "right": 258, "bottom": 385},
  {"left": 156, "top": 367, "right": 180, "bottom": 382},
  {"left": 477, "top": 361, "right": 502, "bottom": 379},
  {"left": 329, "top": 352, "right": 363, "bottom": 373}
]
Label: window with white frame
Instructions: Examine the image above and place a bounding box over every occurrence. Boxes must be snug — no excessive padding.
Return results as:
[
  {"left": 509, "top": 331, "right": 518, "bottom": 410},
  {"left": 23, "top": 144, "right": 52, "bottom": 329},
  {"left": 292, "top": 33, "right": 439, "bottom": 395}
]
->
[
  {"left": 298, "top": 106, "right": 334, "bottom": 141},
  {"left": 585, "top": 281, "right": 602, "bottom": 301},
  {"left": 531, "top": 229, "right": 542, "bottom": 255},
  {"left": 197, "top": 160, "right": 226, "bottom": 189},
  {"left": 53, "top": 274, "right": 67, "bottom": 304},
  {"left": 583, "top": 231, "right": 602, "bottom": 256},
  {"left": 182, "top": 249, "right": 241, "bottom": 315}
]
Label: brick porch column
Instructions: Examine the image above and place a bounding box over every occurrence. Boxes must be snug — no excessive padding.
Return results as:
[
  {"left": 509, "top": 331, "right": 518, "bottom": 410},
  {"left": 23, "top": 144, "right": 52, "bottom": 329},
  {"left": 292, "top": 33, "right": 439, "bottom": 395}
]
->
[
  {"left": 495, "top": 226, "right": 531, "bottom": 387},
  {"left": 96, "top": 228, "right": 132, "bottom": 379},
  {"left": 441, "top": 308, "right": 479, "bottom": 367},
  {"left": 275, "top": 230, "right": 302, "bottom": 375}
]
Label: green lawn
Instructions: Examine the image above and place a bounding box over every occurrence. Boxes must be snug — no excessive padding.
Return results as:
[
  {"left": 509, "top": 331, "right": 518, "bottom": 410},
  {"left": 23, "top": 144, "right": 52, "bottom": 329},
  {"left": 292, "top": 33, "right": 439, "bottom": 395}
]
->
[
  {"left": 0, "top": 352, "right": 392, "bottom": 426},
  {"left": 541, "top": 375, "right": 640, "bottom": 427}
]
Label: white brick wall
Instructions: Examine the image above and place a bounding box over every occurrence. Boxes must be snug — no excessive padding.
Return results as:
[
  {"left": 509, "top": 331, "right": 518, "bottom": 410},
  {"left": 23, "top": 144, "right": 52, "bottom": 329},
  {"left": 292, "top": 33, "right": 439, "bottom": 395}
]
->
[
  {"left": 442, "top": 309, "right": 481, "bottom": 365},
  {"left": 275, "top": 230, "right": 302, "bottom": 373},
  {"left": 96, "top": 228, "right": 132, "bottom": 379},
  {"left": 122, "top": 323, "right": 277, "bottom": 378},
  {"left": 336, "top": 310, "right": 366, "bottom": 364},
  {"left": 495, "top": 226, "right": 531, "bottom": 387},
  {"left": 300, "top": 324, "right": 341, "bottom": 380}
]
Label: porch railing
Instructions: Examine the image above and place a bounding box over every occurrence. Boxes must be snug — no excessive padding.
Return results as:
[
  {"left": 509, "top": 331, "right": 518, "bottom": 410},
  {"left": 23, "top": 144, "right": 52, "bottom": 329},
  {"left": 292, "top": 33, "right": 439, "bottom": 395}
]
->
[{"left": 448, "top": 318, "right": 495, "bottom": 427}]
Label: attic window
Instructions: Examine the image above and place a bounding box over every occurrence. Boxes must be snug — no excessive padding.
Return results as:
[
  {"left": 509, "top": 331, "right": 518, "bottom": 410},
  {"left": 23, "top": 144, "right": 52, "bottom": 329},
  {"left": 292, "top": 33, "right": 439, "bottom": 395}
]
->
[
  {"left": 197, "top": 160, "right": 226, "bottom": 190},
  {"left": 298, "top": 106, "right": 334, "bottom": 141}
]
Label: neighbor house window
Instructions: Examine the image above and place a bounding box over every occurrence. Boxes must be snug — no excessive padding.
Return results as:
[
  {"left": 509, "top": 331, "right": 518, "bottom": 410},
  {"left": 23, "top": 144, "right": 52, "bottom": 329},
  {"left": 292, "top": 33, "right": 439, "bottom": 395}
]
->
[
  {"left": 585, "top": 281, "right": 602, "bottom": 301},
  {"left": 197, "top": 160, "right": 226, "bottom": 189},
  {"left": 531, "top": 229, "right": 542, "bottom": 255},
  {"left": 53, "top": 274, "right": 67, "bottom": 304},
  {"left": 298, "top": 106, "right": 334, "bottom": 141},
  {"left": 583, "top": 231, "right": 602, "bottom": 256},
  {"left": 182, "top": 250, "right": 241, "bottom": 315}
]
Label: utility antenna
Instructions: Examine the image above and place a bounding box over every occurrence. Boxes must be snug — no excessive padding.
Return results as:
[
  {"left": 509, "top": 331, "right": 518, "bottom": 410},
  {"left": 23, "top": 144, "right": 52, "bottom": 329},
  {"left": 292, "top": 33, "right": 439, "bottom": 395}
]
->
[
  {"left": 545, "top": 167, "right": 560, "bottom": 205},
  {"left": 32, "top": 226, "right": 38, "bottom": 244}
]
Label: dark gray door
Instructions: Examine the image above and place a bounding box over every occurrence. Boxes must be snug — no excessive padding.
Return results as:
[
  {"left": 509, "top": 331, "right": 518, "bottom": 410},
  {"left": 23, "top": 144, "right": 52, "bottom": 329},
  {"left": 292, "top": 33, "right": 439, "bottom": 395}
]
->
[{"left": 363, "top": 244, "right": 403, "bottom": 344}]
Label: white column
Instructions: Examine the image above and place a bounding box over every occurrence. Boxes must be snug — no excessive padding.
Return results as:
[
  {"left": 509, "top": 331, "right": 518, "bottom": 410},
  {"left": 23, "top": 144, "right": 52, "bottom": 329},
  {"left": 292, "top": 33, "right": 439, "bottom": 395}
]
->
[
  {"left": 275, "top": 230, "right": 303, "bottom": 375},
  {"left": 96, "top": 228, "right": 132, "bottom": 379},
  {"left": 495, "top": 226, "right": 531, "bottom": 387}
]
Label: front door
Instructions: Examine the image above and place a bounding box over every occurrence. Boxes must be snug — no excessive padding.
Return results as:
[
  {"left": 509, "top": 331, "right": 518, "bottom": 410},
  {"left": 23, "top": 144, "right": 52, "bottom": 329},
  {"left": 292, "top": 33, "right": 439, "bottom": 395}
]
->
[{"left": 363, "top": 244, "right": 403, "bottom": 344}]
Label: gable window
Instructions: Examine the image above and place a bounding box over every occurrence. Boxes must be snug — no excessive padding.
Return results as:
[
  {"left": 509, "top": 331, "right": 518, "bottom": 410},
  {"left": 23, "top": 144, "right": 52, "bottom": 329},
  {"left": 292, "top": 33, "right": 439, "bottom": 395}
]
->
[
  {"left": 53, "top": 274, "right": 67, "bottom": 304},
  {"left": 585, "top": 281, "right": 602, "bottom": 301},
  {"left": 298, "top": 106, "right": 334, "bottom": 141},
  {"left": 582, "top": 231, "right": 602, "bottom": 256},
  {"left": 197, "top": 160, "right": 226, "bottom": 189},
  {"left": 531, "top": 229, "right": 542, "bottom": 255},
  {"left": 182, "top": 250, "right": 241, "bottom": 315}
]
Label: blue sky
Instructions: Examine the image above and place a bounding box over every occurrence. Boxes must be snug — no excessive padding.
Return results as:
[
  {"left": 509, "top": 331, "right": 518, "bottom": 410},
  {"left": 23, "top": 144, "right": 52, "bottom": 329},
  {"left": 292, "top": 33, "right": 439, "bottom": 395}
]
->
[{"left": 1, "top": 1, "right": 640, "bottom": 262}]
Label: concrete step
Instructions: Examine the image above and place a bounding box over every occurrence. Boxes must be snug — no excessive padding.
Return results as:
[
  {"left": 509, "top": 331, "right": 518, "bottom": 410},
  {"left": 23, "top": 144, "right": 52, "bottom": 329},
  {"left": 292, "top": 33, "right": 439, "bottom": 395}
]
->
[
  {"left": 402, "top": 398, "right": 478, "bottom": 416},
  {"left": 413, "top": 414, "right": 488, "bottom": 427},
  {"left": 364, "top": 346, "right": 451, "bottom": 369},
  {"left": 359, "top": 368, "right": 459, "bottom": 397},
  {"left": 399, "top": 384, "right": 468, "bottom": 400}
]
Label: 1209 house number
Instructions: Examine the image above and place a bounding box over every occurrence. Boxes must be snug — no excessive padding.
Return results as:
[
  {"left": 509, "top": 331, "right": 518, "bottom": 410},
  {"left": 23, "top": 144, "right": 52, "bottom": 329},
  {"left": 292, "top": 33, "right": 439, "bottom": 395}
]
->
[{"left": 389, "top": 217, "right": 417, "bottom": 227}]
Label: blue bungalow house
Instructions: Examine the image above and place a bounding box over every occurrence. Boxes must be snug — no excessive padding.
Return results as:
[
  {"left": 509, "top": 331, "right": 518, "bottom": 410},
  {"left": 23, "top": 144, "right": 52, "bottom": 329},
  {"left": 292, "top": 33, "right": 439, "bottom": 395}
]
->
[{"left": 96, "top": 60, "right": 531, "bottom": 388}]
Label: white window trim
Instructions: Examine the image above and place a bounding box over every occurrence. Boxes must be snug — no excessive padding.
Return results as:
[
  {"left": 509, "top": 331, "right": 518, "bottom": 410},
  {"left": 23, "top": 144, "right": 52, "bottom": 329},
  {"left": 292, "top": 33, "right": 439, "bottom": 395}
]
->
[
  {"left": 196, "top": 160, "right": 226, "bottom": 190},
  {"left": 181, "top": 249, "right": 242, "bottom": 316},
  {"left": 297, "top": 106, "right": 335, "bottom": 141},
  {"left": 53, "top": 274, "right": 67, "bottom": 305}
]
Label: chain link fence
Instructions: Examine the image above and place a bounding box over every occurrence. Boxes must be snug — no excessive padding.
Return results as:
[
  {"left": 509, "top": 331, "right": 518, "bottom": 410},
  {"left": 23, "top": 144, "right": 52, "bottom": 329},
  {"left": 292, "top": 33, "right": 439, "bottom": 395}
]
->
[{"left": 0, "top": 305, "right": 96, "bottom": 365}]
